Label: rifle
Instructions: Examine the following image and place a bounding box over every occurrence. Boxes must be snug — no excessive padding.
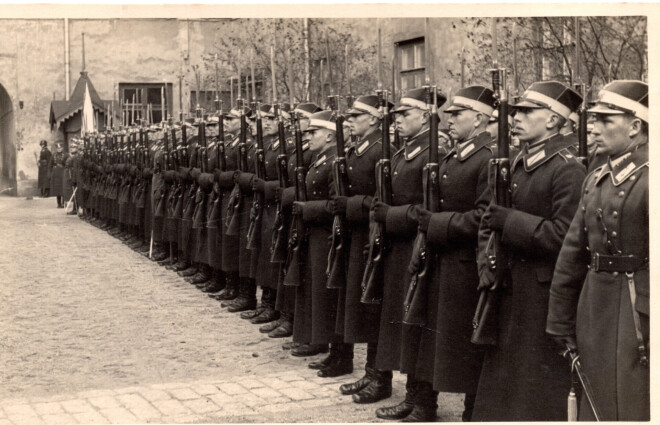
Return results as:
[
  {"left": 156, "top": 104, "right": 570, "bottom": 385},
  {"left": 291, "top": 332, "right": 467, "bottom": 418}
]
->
[
  {"left": 226, "top": 98, "right": 248, "bottom": 235},
  {"left": 283, "top": 113, "right": 308, "bottom": 287},
  {"left": 361, "top": 90, "right": 393, "bottom": 304},
  {"left": 215, "top": 99, "right": 227, "bottom": 172},
  {"left": 247, "top": 101, "right": 266, "bottom": 250},
  {"left": 471, "top": 68, "right": 511, "bottom": 345},
  {"left": 270, "top": 104, "right": 290, "bottom": 263},
  {"left": 326, "top": 95, "right": 349, "bottom": 289},
  {"left": 403, "top": 85, "right": 439, "bottom": 325},
  {"left": 195, "top": 106, "right": 207, "bottom": 173},
  {"left": 575, "top": 83, "right": 588, "bottom": 168}
]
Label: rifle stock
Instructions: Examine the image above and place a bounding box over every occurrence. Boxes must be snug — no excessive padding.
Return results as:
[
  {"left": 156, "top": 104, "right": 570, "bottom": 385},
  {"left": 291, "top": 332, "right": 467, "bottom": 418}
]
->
[
  {"left": 575, "top": 83, "right": 589, "bottom": 168},
  {"left": 326, "top": 95, "right": 350, "bottom": 289},
  {"left": 361, "top": 90, "right": 393, "bottom": 304},
  {"left": 403, "top": 86, "right": 439, "bottom": 325},
  {"left": 226, "top": 99, "right": 247, "bottom": 236},
  {"left": 471, "top": 68, "right": 511, "bottom": 346}
]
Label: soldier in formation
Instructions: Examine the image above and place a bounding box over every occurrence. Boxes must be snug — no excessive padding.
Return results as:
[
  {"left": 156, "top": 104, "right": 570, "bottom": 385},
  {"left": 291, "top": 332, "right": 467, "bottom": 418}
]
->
[{"left": 71, "top": 74, "right": 648, "bottom": 422}]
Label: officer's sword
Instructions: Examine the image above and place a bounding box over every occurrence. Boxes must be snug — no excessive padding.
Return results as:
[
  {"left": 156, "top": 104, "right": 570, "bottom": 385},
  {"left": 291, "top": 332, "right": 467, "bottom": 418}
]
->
[
  {"left": 64, "top": 187, "right": 78, "bottom": 213},
  {"left": 562, "top": 348, "right": 602, "bottom": 421}
]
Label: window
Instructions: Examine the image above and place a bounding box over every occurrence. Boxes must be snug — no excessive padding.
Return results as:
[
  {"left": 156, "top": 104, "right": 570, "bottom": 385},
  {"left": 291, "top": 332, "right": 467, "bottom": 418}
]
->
[
  {"left": 119, "top": 83, "right": 172, "bottom": 125},
  {"left": 397, "top": 38, "right": 425, "bottom": 91}
]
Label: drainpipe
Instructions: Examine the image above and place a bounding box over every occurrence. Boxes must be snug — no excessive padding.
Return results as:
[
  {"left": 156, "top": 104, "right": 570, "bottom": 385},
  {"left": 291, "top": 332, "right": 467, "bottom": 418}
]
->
[{"left": 64, "top": 18, "right": 70, "bottom": 100}]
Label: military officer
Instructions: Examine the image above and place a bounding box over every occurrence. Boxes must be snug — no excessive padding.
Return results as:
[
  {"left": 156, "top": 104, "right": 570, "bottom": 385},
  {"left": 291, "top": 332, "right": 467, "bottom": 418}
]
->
[
  {"left": 49, "top": 142, "right": 68, "bottom": 208},
  {"left": 547, "top": 80, "right": 649, "bottom": 421},
  {"left": 332, "top": 94, "right": 393, "bottom": 403},
  {"left": 472, "top": 81, "right": 585, "bottom": 421},
  {"left": 371, "top": 87, "right": 447, "bottom": 422}
]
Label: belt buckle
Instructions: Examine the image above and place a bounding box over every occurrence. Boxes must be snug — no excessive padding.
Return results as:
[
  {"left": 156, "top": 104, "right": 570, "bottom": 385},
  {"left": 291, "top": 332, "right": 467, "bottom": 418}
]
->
[{"left": 592, "top": 253, "right": 601, "bottom": 271}]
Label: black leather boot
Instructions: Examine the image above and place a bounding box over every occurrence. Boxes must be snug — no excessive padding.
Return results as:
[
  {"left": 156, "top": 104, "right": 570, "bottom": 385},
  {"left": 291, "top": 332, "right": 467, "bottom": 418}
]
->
[
  {"left": 341, "top": 342, "right": 378, "bottom": 395},
  {"left": 240, "top": 307, "right": 266, "bottom": 320},
  {"left": 168, "top": 260, "right": 189, "bottom": 271},
  {"left": 250, "top": 307, "right": 279, "bottom": 324},
  {"left": 317, "top": 343, "right": 353, "bottom": 377},
  {"left": 260, "top": 318, "right": 282, "bottom": 333},
  {"left": 178, "top": 266, "right": 198, "bottom": 277},
  {"left": 226, "top": 278, "right": 257, "bottom": 313},
  {"left": 291, "top": 343, "right": 328, "bottom": 357},
  {"left": 375, "top": 376, "right": 417, "bottom": 420},
  {"left": 201, "top": 271, "right": 226, "bottom": 293},
  {"left": 401, "top": 381, "right": 437, "bottom": 423},
  {"left": 268, "top": 318, "right": 293, "bottom": 338},
  {"left": 352, "top": 368, "right": 393, "bottom": 403}
]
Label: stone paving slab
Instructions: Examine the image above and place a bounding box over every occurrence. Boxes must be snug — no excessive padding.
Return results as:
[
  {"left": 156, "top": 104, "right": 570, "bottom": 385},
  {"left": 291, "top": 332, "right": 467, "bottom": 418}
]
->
[{"left": 0, "top": 196, "right": 463, "bottom": 423}]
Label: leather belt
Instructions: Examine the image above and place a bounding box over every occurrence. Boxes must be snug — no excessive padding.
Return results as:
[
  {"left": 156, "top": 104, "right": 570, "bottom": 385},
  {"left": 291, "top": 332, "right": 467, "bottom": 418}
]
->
[{"left": 590, "top": 253, "right": 647, "bottom": 272}]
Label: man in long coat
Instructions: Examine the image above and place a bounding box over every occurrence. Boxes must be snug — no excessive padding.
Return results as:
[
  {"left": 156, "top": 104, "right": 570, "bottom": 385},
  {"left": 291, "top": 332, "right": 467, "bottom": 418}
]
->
[
  {"left": 49, "top": 143, "right": 68, "bottom": 208},
  {"left": 371, "top": 88, "right": 447, "bottom": 421},
  {"left": 38, "top": 140, "right": 52, "bottom": 197},
  {"left": 472, "top": 81, "right": 585, "bottom": 421},
  {"left": 407, "top": 86, "right": 496, "bottom": 421},
  {"left": 546, "top": 80, "right": 649, "bottom": 421}
]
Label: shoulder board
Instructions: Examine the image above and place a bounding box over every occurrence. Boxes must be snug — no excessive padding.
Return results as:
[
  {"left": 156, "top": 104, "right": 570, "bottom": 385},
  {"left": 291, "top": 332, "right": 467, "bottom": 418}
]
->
[
  {"left": 523, "top": 136, "right": 576, "bottom": 172},
  {"left": 405, "top": 144, "right": 428, "bottom": 161},
  {"left": 456, "top": 133, "right": 493, "bottom": 162},
  {"left": 302, "top": 142, "right": 310, "bottom": 152},
  {"left": 272, "top": 140, "right": 280, "bottom": 150}
]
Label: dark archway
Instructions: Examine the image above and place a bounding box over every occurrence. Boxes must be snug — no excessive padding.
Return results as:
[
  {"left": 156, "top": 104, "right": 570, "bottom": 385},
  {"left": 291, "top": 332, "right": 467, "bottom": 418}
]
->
[{"left": 0, "top": 84, "right": 17, "bottom": 196}]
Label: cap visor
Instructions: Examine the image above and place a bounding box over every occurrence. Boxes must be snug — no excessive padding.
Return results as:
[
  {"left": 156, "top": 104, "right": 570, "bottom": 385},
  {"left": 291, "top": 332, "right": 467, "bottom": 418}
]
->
[
  {"left": 392, "top": 105, "right": 415, "bottom": 113},
  {"left": 587, "top": 104, "right": 624, "bottom": 115},
  {"left": 345, "top": 108, "right": 368, "bottom": 115},
  {"left": 511, "top": 99, "right": 545, "bottom": 109},
  {"left": 444, "top": 104, "right": 470, "bottom": 113}
]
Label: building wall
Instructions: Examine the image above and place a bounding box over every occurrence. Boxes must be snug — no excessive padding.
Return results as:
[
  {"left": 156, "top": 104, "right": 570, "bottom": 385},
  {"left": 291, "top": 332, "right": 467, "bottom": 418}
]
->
[{"left": 0, "top": 17, "right": 518, "bottom": 193}]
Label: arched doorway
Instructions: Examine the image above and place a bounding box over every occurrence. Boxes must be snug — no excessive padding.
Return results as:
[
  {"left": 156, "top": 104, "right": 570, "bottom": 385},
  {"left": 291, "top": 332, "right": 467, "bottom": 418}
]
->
[{"left": 0, "top": 84, "right": 17, "bottom": 196}]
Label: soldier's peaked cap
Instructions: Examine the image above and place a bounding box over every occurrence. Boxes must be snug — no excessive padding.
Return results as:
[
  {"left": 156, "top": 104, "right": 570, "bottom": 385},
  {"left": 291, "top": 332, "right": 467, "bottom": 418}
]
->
[
  {"left": 226, "top": 106, "right": 252, "bottom": 119},
  {"left": 392, "top": 87, "right": 447, "bottom": 113},
  {"left": 346, "top": 95, "right": 393, "bottom": 117},
  {"left": 294, "top": 103, "right": 322, "bottom": 118},
  {"left": 445, "top": 86, "right": 496, "bottom": 116},
  {"left": 269, "top": 103, "right": 291, "bottom": 120},
  {"left": 40, "top": 140, "right": 48, "bottom": 147},
  {"left": 512, "top": 81, "right": 582, "bottom": 120},
  {"left": 255, "top": 103, "right": 274, "bottom": 118},
  {"left": 304, "top": 110, "right": 336, "bottom": 132},
  {"left": 588, "top": 80, "right": 648, "bottom": 123}
]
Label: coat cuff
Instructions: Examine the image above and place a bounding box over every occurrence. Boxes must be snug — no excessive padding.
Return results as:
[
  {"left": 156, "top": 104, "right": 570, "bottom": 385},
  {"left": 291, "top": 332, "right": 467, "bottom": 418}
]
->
[
  {"left": 302, "top": 200, "right": 333, "bottom": 223},
  {"left": 264, "top": 181, "right": 280, "bottom": 201},
  {"left": 385, "top": 205, "right": 417, "bottom": 236},
  {"left": 216, "top": 170, "right": 235, "bottom": 188},
  {"left": 238, "top": 172, "right": 255, "bottom": 192},
  {"left": 501, "top": 209, "right": 544, "bottom": 249},
  {"left": 198, "top": 172, "right": 214, "bottom": 192},
  {"left": 346, "top": 195, "right": 369, "bottom": 223},
  {"left": 426, "top": 211, "right": 456, "bottom": 246}
]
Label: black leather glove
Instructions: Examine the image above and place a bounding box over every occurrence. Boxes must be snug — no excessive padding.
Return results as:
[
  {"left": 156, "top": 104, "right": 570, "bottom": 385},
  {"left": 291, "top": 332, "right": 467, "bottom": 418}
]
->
[
  {"left": 190, "top": 167, "right": 202, "bottom": 181},
  {"left": 418, "top": 208, "right": 432, "bottom": 233},
  {"left": 328, "top": 196, "right": 348, "bottom": 215},
  {"left": 483, "top": 203, "right": 512, "bottom": 231},
  {"left": 372, "top": 201, "right": 390, "bottom": 223},
  {"left": 252, "top": 177, "right": 265, "bottom": 192},
  {"left": 552, "top": 334, "right": 577, "bottom": 353},
  {"left": 292, "top": 201, "right": 304, "bottom": 216},
  {"left": 281, "top": 187, "right": 295, "bottom": 210},
  {"left": 232, "top": 170, "right": 242, "bottom": 184}
]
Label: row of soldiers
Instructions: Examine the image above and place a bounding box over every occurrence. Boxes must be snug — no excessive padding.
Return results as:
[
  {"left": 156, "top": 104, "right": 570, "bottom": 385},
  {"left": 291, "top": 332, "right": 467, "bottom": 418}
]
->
[{"left": 66, "top": 75, "right": 648, "bottom": 422}]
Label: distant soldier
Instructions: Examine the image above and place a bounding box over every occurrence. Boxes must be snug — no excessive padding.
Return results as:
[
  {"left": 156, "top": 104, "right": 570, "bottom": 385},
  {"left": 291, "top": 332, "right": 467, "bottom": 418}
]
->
[
  {"left": 49, "top": 142, "right": 68, "bottom": 208},
  {"left": 371, "top": 88, "right": 447, "bottom": 422},
  {"left": 547, "top": 80, "right": 649, "bottom": 421},
  {"left": 63, "top": 140, "right": 80, "bottom": 214},
  {"left": 473, "top": 81, "right": 585, "bottom": 421},
  {"left": 38, "top": 140, "right": 52, "bottom": 198}
]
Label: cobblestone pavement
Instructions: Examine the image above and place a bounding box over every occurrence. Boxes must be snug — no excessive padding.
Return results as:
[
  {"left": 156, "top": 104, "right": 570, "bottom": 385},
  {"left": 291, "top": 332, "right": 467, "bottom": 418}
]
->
[{"left": 0, "top": 196, "right": 462, "bottom": 423}]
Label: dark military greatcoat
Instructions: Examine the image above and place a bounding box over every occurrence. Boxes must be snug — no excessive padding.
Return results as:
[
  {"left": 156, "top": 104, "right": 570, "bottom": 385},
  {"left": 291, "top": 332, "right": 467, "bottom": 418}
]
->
[
  {"left": 472, "top": 133, "right": 586, "bottom": 421},
  {"left": 218, "top": 134, "right": 241, "bottom": 273},
  {"left": 38, "top": 148, "right": 52, "bottom": 191},
  {"left": 49, "top": 151, "right": 68, "bottom": 197},
  {"left": 547, "top": 144, "right": 649, "bottom": 421},
  {"left": 405, "top": 131, "right": 492, "bottom": 393},
  {"left": 375, "top": 129, "right": 439, "bottom": 371},
  {"left": 336, "top": 130, "right": 383, "bottom": 343},
  {"left": 293, "top": 147, "right": 338, "bottom": 344}
]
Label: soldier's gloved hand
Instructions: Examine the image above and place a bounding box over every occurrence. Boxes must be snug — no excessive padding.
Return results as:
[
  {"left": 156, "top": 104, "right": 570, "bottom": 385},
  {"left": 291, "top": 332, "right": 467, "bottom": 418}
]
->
[
  {"left": 418, "top": 208, "right": 432, "bottom": 233},
  {"left": 252, "top": 177, "right": 265, "bottom": 192},
  {"left": 551, "top": 335, "right": 577, "bottom": 353},
  {"left": 190, "top": 167, "right": 202, "bottom": 180},
  {"left": 292, "top": 201, "right": 304, "bottom": 216},
  {"left": 372, "top": 201, "right": 390, "bottom": 223},
  {"left": 233, "top": 170, "right": 242, "bottom": 184},
  {"left": 362, "top": 195, "right": 374, "bottom": 210},
  {"left": 483, "top": 203, "right": 512, "bottom": 231},
  {"left": 477, "top": 267, "right": 496, "bottom": 291},
  {"left": 281, "top": 187, "right": 295, "bottom": 210},
  {"left": 328, "top": 196, "right": 348, "bottom": 215}
]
